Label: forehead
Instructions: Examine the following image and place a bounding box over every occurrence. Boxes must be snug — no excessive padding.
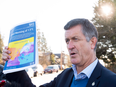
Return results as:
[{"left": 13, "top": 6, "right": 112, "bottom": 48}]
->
[{"left": 65, "top": 25, "right": 83, "bottom": 38}]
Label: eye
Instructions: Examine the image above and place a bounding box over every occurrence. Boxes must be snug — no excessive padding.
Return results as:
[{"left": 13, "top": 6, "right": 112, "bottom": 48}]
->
[
  {"left": 65, "top": 39, "right": 69, "bottom": 44},
  {"left": 72, "top": 37, "right": 79, "bottom": 41}
]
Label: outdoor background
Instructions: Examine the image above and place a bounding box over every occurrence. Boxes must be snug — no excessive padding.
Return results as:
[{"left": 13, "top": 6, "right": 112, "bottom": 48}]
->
[{"left": 0, "top": 0, "right": 116, "bottom": 72}]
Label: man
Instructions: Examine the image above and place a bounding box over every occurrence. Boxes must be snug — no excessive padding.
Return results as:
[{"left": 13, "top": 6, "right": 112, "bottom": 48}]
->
[{"left": 2, "top": 18, "right": 116, "bottom": 87}]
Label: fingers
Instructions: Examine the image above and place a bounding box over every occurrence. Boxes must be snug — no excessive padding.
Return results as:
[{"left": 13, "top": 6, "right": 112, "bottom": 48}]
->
[{"left": 2, "top": 46, "right": 11, "bottom": 62}]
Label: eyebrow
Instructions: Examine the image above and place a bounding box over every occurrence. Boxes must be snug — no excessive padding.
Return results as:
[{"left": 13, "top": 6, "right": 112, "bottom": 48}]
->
[
  {"left": 71, "top": 36, "right": 80, "bottom": 39},
  {"left": 65, "top": 36, "right": 79, "bottom": 41}
]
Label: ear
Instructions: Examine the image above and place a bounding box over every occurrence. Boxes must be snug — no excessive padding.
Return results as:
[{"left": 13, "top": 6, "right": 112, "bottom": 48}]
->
[{"left": 90, "top": 37, "right": 97, "bottom": 50}]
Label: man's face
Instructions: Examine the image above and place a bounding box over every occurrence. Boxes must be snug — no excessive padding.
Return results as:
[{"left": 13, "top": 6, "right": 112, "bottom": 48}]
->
[{"left": 65, "top": 25, "right": 93, "bottom": 66}]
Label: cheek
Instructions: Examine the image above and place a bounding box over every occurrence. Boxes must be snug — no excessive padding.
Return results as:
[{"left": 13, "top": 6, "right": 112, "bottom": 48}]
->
[
  {"left": 74, "top": 43, "right": 81, "bottom": 51},
  {"left": 80, "top": 43, "right": 91, "bottom": 55},
  {"left": 77, "top": 43, "right": 88, "bottom": 54}
]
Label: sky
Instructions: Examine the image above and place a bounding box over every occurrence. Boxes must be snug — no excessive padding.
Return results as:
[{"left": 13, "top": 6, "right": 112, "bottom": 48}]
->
[{"left": 0, "top": 0, "right": 98, "bottom": 54}]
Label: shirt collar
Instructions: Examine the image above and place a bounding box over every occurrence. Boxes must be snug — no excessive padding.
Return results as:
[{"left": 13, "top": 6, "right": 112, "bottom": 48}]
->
[{"left": 72, "top": 58, "right": 98, "bottom": 80}]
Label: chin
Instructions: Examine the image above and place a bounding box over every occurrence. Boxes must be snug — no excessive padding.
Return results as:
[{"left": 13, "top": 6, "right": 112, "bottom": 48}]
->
[
  {"left": 71, "top": 61, "right": 79, "bottom": 65},
  {"left": 71, "top": 58, "right": 79, "bottom": 65},
  {"left": 72, "top": 63, "right": 78, "bottom": 65}
]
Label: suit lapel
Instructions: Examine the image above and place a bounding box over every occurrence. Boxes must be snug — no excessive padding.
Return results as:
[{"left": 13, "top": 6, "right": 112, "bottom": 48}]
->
[
  {"left": 86, "top": 61, "right": 102, "bottom": 87},
  {"left": 64, "top": 68, "right": 74, "bottom": 87}
]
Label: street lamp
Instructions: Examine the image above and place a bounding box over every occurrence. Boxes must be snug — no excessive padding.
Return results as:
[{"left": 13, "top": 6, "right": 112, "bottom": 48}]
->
[{"left": 60, "top": 51, "right": 64, "bottom": 70}]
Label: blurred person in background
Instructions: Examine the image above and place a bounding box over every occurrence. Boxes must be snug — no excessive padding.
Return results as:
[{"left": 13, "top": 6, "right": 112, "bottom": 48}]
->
[{"left": 2, "top": 18, "right": 116, "bottom": 87}]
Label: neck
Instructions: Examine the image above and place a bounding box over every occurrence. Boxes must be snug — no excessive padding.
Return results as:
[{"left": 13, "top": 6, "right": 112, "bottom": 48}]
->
[{"left": 76, "top": 53, "right": 96, "bottom": 74}]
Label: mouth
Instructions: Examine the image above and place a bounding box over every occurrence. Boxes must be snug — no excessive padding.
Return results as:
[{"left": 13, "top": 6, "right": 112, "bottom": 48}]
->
[{"left": 70, "top": 52, "right": 76, "bottom": 56}]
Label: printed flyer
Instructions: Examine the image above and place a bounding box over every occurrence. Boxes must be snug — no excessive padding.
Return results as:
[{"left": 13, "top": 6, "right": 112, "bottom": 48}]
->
[{"left": 3, "top": 21, "right": 38, "bottom": 74}]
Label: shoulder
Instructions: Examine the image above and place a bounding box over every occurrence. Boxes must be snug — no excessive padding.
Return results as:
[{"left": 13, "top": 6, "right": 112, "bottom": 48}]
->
[
  {"left": 101, "top": 66, "right": 116, "bottom": 79},
  {"left": 96, "top": 61, "right": 116, "bottom": 76},
  {"left": 98, "top": 65, "right": 116, "bottom": 86},
  {"left": 97, "top": 62, "right": 116, "bottom": 76},
  {"left": 97, "top": 62, "right": 116, "bottom": 82}
]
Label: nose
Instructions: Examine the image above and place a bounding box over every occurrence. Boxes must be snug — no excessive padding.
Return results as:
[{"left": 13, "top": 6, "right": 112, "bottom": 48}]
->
[{"left": 67, "top": 40, "right": 75, "bottom": 50}]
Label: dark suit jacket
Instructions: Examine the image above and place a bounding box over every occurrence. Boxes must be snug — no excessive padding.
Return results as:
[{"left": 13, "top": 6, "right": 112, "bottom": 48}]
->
[
  {"left": 40, "top": 61, "right": 116, "bottom": 87},
  {"left": 6, "top": 62, "right": 116, "bottom": 87}
]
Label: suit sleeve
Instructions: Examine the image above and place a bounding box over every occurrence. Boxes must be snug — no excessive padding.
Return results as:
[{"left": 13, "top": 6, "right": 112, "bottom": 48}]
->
[{"left": 6, "top": 70, "right": 36, "bottom": 87}]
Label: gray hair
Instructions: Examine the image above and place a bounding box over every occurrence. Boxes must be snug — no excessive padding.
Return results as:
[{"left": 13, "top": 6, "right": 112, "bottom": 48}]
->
[{"left": 64, "top": 18, "right": 98, "bottom": 51}]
